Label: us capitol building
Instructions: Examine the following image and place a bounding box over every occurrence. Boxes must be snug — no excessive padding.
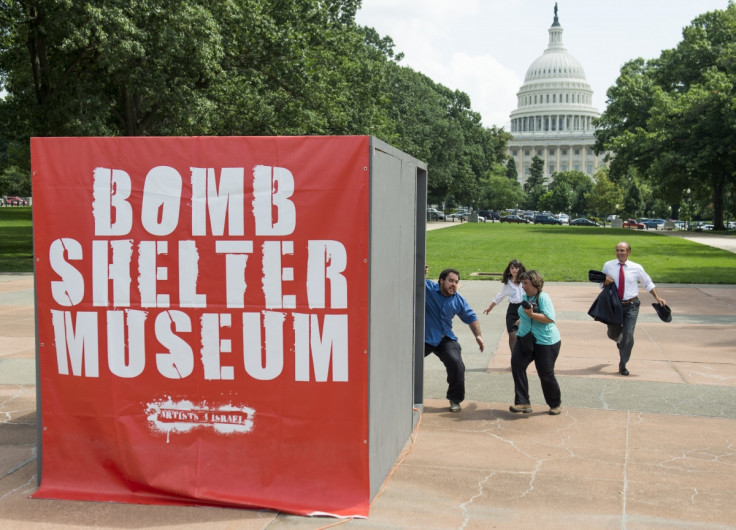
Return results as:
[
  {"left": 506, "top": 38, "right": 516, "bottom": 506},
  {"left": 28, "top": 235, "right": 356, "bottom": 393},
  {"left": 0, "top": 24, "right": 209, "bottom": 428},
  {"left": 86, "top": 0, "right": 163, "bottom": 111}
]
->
[{"left": 507, "top": 4, "right": 606, "bottom": 185}]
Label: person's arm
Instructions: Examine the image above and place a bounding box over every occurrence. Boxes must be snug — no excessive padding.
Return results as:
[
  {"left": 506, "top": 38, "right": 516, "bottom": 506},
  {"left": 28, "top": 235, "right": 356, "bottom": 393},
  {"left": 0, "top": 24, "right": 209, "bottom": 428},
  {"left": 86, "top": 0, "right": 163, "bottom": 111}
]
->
[
  {"left": 649, "top": 287, "right": 666, "bottom": 306},
  {"left": 639, "top": 266, "right": 666, "bottom": 306},
  {"left": 601, "top": 262, "right": 614, "bottom": 288},
  {"left": 521, "top": 305, "right": 555, "bottom": 324},
  {"left": 484, "top": 282, "right": 511, "bottom": 313},
  {"left": 468, "top": 320, "right": 485, "bottom": 352}
]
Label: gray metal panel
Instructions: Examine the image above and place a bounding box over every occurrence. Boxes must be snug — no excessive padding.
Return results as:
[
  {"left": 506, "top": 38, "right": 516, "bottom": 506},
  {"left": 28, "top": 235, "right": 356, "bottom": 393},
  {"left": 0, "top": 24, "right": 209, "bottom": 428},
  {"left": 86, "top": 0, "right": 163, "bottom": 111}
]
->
[
  {"left": 414, "top": 168, "right": 427, "bottom": 407},
  {"left": 367, "top": 137, "right": 426, "bottom": 499}
]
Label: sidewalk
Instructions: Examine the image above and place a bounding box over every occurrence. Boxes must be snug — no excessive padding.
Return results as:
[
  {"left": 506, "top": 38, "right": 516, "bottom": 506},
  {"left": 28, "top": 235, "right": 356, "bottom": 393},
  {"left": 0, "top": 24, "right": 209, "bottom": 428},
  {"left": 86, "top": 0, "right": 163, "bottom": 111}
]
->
[{"left": 2, "top": 273, "right": 736, "bottom": 529}]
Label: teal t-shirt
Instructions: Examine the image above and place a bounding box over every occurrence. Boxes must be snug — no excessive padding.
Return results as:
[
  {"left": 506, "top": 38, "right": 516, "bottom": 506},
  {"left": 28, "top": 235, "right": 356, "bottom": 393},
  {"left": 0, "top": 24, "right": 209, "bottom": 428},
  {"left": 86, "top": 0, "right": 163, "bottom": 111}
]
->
[{"left": 517, "top": 291, "right": 561, "bottom": 345}]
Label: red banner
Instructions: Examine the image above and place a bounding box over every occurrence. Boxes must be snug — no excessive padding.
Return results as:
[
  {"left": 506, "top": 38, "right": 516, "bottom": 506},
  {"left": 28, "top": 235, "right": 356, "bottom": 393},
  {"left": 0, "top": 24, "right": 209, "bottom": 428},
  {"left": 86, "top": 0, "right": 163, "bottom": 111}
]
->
[{"left": 31, "top": 136, "right": 371, "bottom": 516}]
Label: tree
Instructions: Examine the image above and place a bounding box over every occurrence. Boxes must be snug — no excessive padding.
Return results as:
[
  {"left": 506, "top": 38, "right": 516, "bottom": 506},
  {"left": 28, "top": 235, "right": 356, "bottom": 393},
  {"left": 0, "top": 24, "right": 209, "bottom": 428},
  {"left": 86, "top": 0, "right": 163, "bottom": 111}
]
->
[
  {"left": 537, "top": 182, "right": 572, "bottom": 214},
  {"left": 1, "top": 0, "right": 225, "bottom": 139},
  {"left": 623, "top": 181, "right": 642, "bottom": 218},
  {"left": 523, "top": 156, "right": 546, "bottom": 209},
  {"left": 480, "top": 173, "right": 524, "bottom": 211},
  {"left": 548, "top": 170, "right": 593, "bottom": 216},
  {"left": 0, "top": 0, "right": 512, "bottom": 205},
  {"left": 585, "top": 170, "right": 624, "bottom": 221},
  {"left": 0, "top": 0, "right": 395, "bottom": 161},
  {"left": 505, "top": 157, "right": 518, "bottom": 180},
  {"left": 595, "top": 2, "right": 736, "bottom": 230},
  {"left": 380, "top": 64, "right": 510, "bottom": 206}
]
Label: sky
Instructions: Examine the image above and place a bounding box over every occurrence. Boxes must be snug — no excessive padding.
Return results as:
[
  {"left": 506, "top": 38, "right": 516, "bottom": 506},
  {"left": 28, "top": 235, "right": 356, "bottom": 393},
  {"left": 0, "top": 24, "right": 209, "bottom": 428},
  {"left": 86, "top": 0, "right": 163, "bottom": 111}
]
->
[{"left": 355, "top": 0, "right": 731, "bottom": 129}]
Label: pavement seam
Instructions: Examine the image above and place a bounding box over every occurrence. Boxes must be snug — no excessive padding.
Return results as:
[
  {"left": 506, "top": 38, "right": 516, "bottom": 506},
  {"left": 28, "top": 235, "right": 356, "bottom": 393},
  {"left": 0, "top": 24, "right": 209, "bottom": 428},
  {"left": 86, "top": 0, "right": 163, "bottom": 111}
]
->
[
  {"left": 622, "top": 411, "right": 631, "bottom": 529},
  {"left": 640, "top": 325, "right": 688, "bottom": 384}
]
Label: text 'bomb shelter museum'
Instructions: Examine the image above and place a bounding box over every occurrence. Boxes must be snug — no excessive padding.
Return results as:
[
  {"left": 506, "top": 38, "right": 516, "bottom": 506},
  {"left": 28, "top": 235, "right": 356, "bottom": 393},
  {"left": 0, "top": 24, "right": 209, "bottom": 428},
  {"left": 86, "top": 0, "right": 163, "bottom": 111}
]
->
[{"left": 507, "top": 5, "right": 606, "bottom": 185}]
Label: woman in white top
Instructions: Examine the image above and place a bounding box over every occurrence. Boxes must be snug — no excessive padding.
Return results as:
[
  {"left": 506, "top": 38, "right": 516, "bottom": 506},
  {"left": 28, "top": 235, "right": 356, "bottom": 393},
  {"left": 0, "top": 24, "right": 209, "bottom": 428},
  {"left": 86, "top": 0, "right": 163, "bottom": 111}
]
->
[{"left": 484, "top": 259, "right": 526, "bottom": 353}]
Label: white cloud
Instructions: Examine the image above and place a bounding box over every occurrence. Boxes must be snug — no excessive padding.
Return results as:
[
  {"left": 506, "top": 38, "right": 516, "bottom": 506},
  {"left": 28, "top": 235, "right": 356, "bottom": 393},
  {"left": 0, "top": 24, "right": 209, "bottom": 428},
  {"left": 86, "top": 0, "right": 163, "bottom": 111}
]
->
[{"left": 440, "top": 53, "right": 522, "bottom": 128}]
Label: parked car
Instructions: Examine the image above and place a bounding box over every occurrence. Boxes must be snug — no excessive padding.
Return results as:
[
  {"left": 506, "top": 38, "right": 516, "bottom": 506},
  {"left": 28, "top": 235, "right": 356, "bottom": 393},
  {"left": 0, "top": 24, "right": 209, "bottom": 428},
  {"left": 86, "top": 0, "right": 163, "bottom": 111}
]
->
[
  {"left": 643, "top": 218, "right": 666, "bottom": 230},
  {"left": 606, "top": 214, "right": 619, "bottom": 222},
  {"left": 557, "top": 213, "right": 570, "bottom": 224},
  {"left": 500, "top": 215, "right": 529, "bottom": 224},
  {"left": 533, "top": 213, "right": 562, "bottom": 225},
  {"left": 5, "top": 196, "right": 27, "bottom": 206},
  {"left": 478, "top": 210, "right": 499, "bottom": 221},
  {"left": 570, "top": 218, "right": 600, "bottom": 226},
  {"left": 426, "top": 207, "right": 445, "bottom": 221},
  {"left": 447, "top": 211, "right": 468, "bottom": 221},
  {"left": 622, "top": 218, "right": 645, "bottom": 229}
]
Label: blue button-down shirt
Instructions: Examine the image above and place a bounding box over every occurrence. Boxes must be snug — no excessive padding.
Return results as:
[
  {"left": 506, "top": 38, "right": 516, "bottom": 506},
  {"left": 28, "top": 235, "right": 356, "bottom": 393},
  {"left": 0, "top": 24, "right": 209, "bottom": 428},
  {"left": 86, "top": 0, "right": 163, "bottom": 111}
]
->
[{"left": 425, "top": 279, "right": 478, "bottom": 346}]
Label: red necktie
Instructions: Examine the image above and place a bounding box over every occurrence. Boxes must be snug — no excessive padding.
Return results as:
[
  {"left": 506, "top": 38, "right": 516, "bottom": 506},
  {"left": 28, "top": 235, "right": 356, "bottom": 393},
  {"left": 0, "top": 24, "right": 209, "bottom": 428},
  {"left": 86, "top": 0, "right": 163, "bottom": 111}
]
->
[{"left": 618, "top": 263, "right": 625, "bottom": 300}]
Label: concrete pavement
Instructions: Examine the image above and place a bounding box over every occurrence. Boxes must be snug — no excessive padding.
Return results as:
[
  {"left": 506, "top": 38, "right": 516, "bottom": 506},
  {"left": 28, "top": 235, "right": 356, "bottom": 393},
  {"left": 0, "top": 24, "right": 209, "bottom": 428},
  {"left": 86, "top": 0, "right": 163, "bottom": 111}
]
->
[{"left": 2, "top": 263, "right": 736, "bottom": 528}]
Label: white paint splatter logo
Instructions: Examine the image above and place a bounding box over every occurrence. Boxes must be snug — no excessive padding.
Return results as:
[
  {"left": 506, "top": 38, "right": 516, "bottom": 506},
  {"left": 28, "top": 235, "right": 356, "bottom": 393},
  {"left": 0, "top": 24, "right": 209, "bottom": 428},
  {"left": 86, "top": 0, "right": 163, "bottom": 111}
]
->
[{"left": 146, "top": 398, "right": 255, "bottom": 442}]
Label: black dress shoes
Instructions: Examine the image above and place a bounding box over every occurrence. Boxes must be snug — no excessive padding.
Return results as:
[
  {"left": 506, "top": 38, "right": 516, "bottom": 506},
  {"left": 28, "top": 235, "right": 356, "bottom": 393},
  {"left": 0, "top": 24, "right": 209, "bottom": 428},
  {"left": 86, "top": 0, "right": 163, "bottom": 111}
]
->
[{"left": 619, "top": 368, "right": 629, "bottom": 376}]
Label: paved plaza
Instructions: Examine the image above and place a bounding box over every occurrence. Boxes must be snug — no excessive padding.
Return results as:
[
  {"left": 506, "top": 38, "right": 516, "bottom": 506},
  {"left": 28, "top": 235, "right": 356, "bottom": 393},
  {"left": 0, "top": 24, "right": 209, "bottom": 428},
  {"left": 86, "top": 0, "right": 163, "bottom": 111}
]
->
[{"left": 2, "top": 229, "right": 736, "bottom": 528}]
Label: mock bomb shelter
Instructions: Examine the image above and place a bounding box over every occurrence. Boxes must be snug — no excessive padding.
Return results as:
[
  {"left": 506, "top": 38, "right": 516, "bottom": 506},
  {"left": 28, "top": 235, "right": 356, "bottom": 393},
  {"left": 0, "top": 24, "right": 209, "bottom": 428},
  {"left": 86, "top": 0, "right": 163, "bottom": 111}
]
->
[{"left": 31, "top": 136, "right": 427, "bottom": 517}]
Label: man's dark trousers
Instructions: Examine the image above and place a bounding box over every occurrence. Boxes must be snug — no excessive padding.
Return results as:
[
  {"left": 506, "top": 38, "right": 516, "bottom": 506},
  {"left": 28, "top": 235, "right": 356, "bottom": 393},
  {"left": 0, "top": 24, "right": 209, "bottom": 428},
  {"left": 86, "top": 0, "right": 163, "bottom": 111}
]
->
[
  {"left": 425, "top": 337, "right": 465, "bottom": 403},
  {"left": 607, "top": 299, "right": 640, "bottom": 370}
]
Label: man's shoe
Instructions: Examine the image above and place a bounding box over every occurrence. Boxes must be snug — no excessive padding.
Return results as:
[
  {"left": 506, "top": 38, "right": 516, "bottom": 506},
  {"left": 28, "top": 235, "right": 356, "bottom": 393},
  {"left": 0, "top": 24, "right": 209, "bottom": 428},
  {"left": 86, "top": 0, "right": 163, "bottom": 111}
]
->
[
  {"left": 509, "top": 404, "right": 532, "bottom": 414},
  {"left": 619, "top": 368, "right": 629, "bottom": 376},
  {"left": 549, "top": 406, "right": 562, "bottom": 415},
  {"left": 449, "top": 401, "right": 461, "bottom": 412}
]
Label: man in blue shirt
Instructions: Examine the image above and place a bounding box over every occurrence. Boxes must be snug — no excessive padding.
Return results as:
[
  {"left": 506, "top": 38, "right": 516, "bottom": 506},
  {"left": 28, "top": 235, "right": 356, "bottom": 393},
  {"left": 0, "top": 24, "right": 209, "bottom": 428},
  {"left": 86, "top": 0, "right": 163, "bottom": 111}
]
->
[{"left": 425, "top": 266, "right": 485, "bottom": 412}]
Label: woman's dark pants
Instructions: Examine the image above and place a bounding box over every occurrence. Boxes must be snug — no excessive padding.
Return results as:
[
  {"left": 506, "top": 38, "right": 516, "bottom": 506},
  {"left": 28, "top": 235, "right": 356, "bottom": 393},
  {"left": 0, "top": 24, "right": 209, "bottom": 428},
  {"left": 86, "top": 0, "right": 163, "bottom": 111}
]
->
[{"left": 511, "top": 339, "right": 562, "bottom": 407}]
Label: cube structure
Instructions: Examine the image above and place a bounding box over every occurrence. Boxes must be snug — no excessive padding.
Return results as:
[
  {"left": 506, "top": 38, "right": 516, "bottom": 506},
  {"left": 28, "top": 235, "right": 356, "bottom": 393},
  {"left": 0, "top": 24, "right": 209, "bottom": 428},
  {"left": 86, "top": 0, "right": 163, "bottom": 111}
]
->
[{"left": 31, "top": 136, "right": 427, "bottom": 517}]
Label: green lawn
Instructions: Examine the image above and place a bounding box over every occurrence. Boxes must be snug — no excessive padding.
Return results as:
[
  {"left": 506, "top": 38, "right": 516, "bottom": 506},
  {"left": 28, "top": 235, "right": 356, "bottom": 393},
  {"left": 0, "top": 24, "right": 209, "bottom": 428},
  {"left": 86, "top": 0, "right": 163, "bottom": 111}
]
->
[
  {"left": 427, "top": 223, "right": 736, "bottom": 284},
  {"left": 3, "top": 208, "right": 736, "bottom": 283},
  {"left": 0, "top": 207, "right": 33, "bottom": 272}
]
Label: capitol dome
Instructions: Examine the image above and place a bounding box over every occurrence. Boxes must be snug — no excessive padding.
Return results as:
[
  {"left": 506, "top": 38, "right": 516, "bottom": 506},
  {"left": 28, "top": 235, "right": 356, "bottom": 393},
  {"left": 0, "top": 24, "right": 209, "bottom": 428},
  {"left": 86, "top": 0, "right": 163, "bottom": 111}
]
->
[
  {"left": 506, "top": 4, "right": 605, "bottom": 185},
  {"left": 524, "top": 49, "right": 586, "bottom": 82}
]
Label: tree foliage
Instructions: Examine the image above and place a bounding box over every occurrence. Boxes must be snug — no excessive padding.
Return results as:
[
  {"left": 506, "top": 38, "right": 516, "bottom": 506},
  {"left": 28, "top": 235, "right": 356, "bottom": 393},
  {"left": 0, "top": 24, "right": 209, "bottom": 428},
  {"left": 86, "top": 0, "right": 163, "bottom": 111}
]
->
[
  {"left": 547, "top": 170, "right": 592, "bottom": 217},
  {"left": 585, "top": 168, "right": 624, "bottom": 221},
  {"left": 0, "top": 0, "right": 510, "bottom": 204},
  {"left": 595, "top": 1, "right": 736, "bottom": 229},
  {"left": 522, "top": 156, "right": 546, "bottom": 209},
  {"left": 505, "top": 157, "right": 518, "bottom": 180},
  {"left": 479, "top": 173, "right": 524, "bottom": 211}
]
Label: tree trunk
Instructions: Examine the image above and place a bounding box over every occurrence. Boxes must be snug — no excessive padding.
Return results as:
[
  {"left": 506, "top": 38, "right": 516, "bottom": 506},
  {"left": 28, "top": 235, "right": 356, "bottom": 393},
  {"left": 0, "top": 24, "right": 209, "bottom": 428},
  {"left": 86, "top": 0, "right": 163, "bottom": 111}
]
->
[{"left": 712, "top": 179, "right": 724, "bottom": 231}]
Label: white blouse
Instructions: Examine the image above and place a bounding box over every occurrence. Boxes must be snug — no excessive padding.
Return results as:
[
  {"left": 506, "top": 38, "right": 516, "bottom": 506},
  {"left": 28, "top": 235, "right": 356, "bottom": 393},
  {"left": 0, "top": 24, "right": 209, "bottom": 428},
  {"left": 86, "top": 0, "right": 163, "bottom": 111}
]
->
[{"left": 492, "top": 281, "right": 524, "bottom": 305}]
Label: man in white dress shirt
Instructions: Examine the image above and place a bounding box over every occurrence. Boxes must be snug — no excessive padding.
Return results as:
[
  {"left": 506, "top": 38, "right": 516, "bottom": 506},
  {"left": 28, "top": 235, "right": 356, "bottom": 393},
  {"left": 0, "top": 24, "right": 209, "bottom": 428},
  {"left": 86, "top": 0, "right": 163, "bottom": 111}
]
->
[{"left": 602, "top": 242, "right": 667, "bottom": 376}]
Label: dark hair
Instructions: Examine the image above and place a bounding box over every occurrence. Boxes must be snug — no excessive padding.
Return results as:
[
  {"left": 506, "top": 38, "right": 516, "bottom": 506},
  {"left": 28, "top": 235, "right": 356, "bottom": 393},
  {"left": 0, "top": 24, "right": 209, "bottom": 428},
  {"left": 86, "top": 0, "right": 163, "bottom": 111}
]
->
[
  {"left": 502, "top": 259, "right": 526, "bottom": 285},
  {"left": 439, "top": 268, "right": 460, "bottom": 281},
  {"left": 519, "top": 270, "right": 544, "bottom": 292}
]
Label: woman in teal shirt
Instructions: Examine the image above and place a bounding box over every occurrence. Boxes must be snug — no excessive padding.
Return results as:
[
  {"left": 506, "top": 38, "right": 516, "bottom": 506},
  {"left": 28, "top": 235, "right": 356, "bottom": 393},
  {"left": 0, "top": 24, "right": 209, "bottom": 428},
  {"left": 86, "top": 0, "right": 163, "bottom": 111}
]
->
[{"left": 509, "top": 270, "right": 562, "bottom": 415}]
